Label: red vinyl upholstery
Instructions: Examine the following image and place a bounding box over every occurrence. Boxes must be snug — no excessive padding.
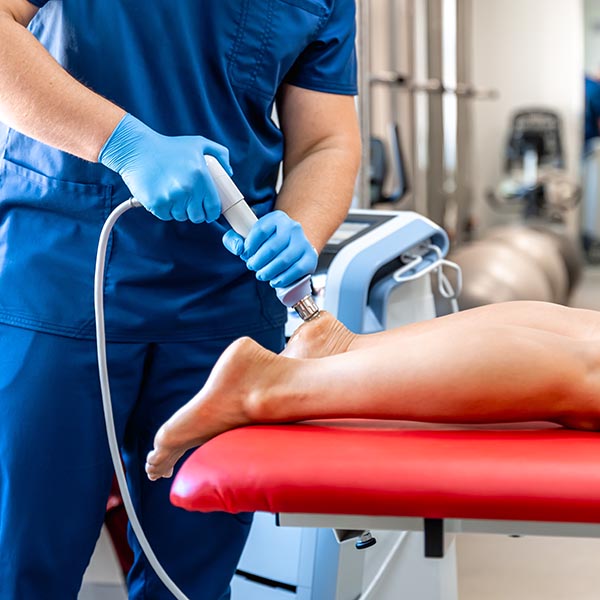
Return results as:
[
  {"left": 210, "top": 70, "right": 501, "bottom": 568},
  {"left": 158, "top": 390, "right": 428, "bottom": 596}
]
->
[{"left": 171, "top": 420, "right": 600, "bottom": 523}]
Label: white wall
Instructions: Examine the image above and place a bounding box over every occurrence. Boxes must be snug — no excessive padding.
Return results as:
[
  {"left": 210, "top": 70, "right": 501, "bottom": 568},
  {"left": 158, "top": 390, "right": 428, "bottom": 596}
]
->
[
  {"left": 471, "top": 0, "right": 584, "bottom": 229},
  {"left": 584, "top": 0, "right": 600, "bottom": 74}
]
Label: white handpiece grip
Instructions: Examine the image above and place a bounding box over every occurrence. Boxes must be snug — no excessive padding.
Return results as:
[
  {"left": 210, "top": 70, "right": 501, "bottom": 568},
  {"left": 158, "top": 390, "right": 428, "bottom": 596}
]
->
[
  {"left": 222, "top": 201, "right": 258, "bottom": 239},
  {"left": 205, "top": 155, "right": 318, "bottom": 316},
  {"left": 205, "top": 155, "right": 258, "bottom": 238}
]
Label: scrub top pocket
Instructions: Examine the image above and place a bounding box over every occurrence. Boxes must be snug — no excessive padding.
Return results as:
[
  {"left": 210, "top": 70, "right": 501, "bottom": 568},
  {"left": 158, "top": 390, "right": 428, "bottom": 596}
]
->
[
  {"left": 228, "top": 0, "right": 329, "bottom": 97},
  {"left": 0, "top": 158, "right": 112, "bottom": 337}
]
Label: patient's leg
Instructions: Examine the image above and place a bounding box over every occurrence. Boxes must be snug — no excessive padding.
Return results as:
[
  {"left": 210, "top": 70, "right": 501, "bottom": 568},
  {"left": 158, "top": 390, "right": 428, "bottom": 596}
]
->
[
  {"left": 146, "top": 313, "right": 600, "bottom": 480},
  {"left": 283, "top": 302, "right": 600, "bottom": 359}
]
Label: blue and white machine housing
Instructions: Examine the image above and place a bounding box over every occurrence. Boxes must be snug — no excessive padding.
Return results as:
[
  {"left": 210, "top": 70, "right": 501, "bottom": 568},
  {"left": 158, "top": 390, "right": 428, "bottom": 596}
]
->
[{"left": 286, "top": 209, "right": 450, "bottom": 337}]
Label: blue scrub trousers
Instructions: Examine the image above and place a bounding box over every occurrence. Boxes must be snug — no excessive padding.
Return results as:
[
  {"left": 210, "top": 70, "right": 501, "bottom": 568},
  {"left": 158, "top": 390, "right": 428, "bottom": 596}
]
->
[{"left": 0, "top": 322, "right": 284, "bottom": 599}]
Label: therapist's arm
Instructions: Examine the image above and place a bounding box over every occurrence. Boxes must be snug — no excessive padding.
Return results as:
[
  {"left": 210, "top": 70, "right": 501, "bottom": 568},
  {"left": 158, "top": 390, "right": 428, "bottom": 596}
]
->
[
  {"left": 275, "top": 84, "right": 361, "bottom": 252},
  {"left": 0, "top": 0, "right": 125, "bottom": 161},
  {"left": 0, "top": 0, "right": 229, "bottom": 223}
]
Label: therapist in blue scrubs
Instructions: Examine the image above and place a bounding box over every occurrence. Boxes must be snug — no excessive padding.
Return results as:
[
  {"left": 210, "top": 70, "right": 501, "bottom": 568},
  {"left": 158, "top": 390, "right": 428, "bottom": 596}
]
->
[{"left": 0, "top": 1, "right": 360, "bottom": 598}]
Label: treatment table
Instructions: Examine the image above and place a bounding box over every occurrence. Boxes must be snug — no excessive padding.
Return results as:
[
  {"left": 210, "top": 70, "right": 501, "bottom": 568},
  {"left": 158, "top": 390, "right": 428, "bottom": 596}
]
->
[
  {"left": 171, "top": 419, "right": 600, "bottom": 600},
  {"left": 170, "top": 210, "right": 594, "bottom": 599}
]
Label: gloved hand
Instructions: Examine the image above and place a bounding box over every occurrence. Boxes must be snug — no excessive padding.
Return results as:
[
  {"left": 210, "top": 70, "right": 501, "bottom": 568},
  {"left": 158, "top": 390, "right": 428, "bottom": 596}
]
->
[
  {"left": 99, "top": 113, "right": 231, "bottom": 223},
  {"left": 222, "top": 210, "right": 318, "bottom": 289}
]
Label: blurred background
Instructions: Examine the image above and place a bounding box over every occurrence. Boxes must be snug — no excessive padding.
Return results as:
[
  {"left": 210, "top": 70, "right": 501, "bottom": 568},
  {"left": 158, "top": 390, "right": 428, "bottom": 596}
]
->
[
  {"left": 355, "top": 2, "right": 600, "bottom": 597},
  {"left": 359, "top": 0, "right": 598, "bottom": 317}
]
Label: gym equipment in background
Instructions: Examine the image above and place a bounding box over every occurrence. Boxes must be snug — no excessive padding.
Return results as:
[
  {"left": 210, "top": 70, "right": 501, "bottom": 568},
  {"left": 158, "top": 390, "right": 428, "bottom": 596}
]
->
[
  {"left": 370, "top": 123, "right": 410, "bottom": 206},
  {"left": 447, "top": 240, "right": 553, "bottom": 310},
  {"left": 484, "top": 227, "right": 569, "bottom": 305},
  {"left": 505, "top": 109, "right": 564, "bottom": 172},
  {"left": 440, "top": 227, "right": 581, "bottom": 312},
  {"left": 487, "top": 108, "right": 581, "bottom": 223},
  {"left": 447, "top": 107, "right": 583, "bottom": 310}
]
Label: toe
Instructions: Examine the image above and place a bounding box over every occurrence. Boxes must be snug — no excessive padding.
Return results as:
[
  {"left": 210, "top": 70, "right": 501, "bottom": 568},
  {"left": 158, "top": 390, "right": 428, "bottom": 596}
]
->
[
  {"left": 145, "top": 448, "right": 171, "bottom": 480},
  {"left": 145, "top": 444, "right": 185, "bottom": 480}
]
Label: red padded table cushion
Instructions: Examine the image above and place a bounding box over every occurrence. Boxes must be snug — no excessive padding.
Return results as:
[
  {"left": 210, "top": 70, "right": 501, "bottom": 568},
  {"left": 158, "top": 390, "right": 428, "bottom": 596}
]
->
[{"left": 170, "top": 420, "right": 600, "bottom": 524}]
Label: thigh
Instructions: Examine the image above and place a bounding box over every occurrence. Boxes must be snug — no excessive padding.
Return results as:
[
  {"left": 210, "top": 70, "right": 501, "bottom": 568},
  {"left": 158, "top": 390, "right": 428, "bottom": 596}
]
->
[
  {"left": 0, "top": 324, "right": 146, "bottom": 599},
  {"left": 123, "top": 326, "right": 285, "bottom": 600}
]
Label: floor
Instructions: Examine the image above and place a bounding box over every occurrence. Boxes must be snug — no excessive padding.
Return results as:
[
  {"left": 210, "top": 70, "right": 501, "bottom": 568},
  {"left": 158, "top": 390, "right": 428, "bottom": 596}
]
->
[
  {"left": 458, "top": 535, "right": 600, "bottom": 600},
  {"left": 79, "top": 528, "right": 127, "bottom": 600}
]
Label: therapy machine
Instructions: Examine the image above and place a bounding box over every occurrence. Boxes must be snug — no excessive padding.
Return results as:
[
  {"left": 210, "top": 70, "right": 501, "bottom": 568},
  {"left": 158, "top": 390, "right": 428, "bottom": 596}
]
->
[{"left": 285, "top": 208, "right": 454, "bottom": 337}]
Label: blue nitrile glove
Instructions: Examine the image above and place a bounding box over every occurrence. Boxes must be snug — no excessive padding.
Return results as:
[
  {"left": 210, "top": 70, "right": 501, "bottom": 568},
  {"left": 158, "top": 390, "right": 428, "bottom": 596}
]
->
[
  {"left": 99, "top": 113, "right": 231, "bottom": 223},
  {"left": 222, "top": 210, "right": 318, "bottom": 289}
]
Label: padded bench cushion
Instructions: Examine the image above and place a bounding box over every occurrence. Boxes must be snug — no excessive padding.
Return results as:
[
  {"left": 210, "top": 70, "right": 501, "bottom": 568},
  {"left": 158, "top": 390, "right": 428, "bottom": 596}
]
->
[{"left": 171, "top": 420, "right": 600, "bottom": 523}]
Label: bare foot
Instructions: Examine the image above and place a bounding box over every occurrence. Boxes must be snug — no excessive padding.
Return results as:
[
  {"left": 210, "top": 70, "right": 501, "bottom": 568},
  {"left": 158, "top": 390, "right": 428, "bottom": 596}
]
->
[
  {"left": 282, "top": 311, "right": 357, "bottom": 359},
  {"left": 146, "top": 312, "right": 357, "bottom": 480},
  {"left": 145, "top": 337, "right": 280, "bottom": 481}
]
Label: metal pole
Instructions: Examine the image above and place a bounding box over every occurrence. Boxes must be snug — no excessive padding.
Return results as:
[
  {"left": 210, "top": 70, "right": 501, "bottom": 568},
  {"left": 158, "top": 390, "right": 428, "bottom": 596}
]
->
[
  {"left": 426, "top": 0, "right": 446, "bottom": 225},
  {"left": 405, "top": 0, "right": 418, "bottom": 212},
  {"left": 454, "top": 0, "right": 474, "bottom": 245},
  {"left": 412, "top": 0, "right": 429, "bottom": 217},
  {"left": 388, "top": 0, "right": 399, "bottom": 125},
  {"left": 389, "top": 0, "right": 417, "bottom": 211},
  {"left": 357, "top": 0, "right": 372, "bottom": 209}
]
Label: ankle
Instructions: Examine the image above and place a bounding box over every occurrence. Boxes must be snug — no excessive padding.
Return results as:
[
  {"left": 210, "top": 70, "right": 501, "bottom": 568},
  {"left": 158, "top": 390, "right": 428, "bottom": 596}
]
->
[{"left": 243, "top": 357, "right": 298, "bottom": 424}]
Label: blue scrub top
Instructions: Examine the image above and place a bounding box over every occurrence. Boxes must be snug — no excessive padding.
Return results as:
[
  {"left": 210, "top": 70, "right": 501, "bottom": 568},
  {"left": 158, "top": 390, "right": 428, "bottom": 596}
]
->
[
  {"left": 0, "top": 0, "right": 357, "bottom": 341},
  {"left": 585, "top": 76, "right": 600, "bottom": 149}
]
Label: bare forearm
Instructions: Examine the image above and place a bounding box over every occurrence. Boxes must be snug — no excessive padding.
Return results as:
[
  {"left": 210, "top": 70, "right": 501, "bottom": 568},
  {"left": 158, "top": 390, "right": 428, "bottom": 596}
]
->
[
  {"left": 0, "top": 11, "right": 124, "bottom": 161},
  {"left": 275, "top": 145, "right": 357, "bottom": 252},
  {"left": 276, "top": 85, "right": 360, "bottom": 252}
]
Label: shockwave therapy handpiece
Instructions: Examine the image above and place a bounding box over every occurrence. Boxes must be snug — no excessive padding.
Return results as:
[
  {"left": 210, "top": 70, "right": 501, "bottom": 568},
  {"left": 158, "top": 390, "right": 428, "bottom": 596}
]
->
[{"left": 204, "top": 155, "right": 320, "bottom": 321}]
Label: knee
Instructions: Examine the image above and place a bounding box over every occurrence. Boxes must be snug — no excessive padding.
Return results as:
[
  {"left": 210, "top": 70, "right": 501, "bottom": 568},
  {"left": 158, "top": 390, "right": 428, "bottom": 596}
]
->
[{"left": 558, "top": 341, "right": 600, "bottom": 430}]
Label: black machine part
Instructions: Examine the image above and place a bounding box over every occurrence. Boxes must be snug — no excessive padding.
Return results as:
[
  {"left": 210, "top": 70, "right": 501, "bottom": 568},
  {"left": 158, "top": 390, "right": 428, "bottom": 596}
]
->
[
  {"left": 505, "top": 108, "right": 565, "bottom": 172},
  {"left": 370, "top": 123, "right": 409, "bottom": 206}
]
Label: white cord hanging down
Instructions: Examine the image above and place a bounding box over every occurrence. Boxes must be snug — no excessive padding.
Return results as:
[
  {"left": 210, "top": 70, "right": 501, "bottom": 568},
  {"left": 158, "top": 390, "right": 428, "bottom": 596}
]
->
[
  {"left": 393, "top": 244, "right": 462, "bottom": 314},
  {"left": 94, "top": 199, "right": 190, "bottom": 600}
]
